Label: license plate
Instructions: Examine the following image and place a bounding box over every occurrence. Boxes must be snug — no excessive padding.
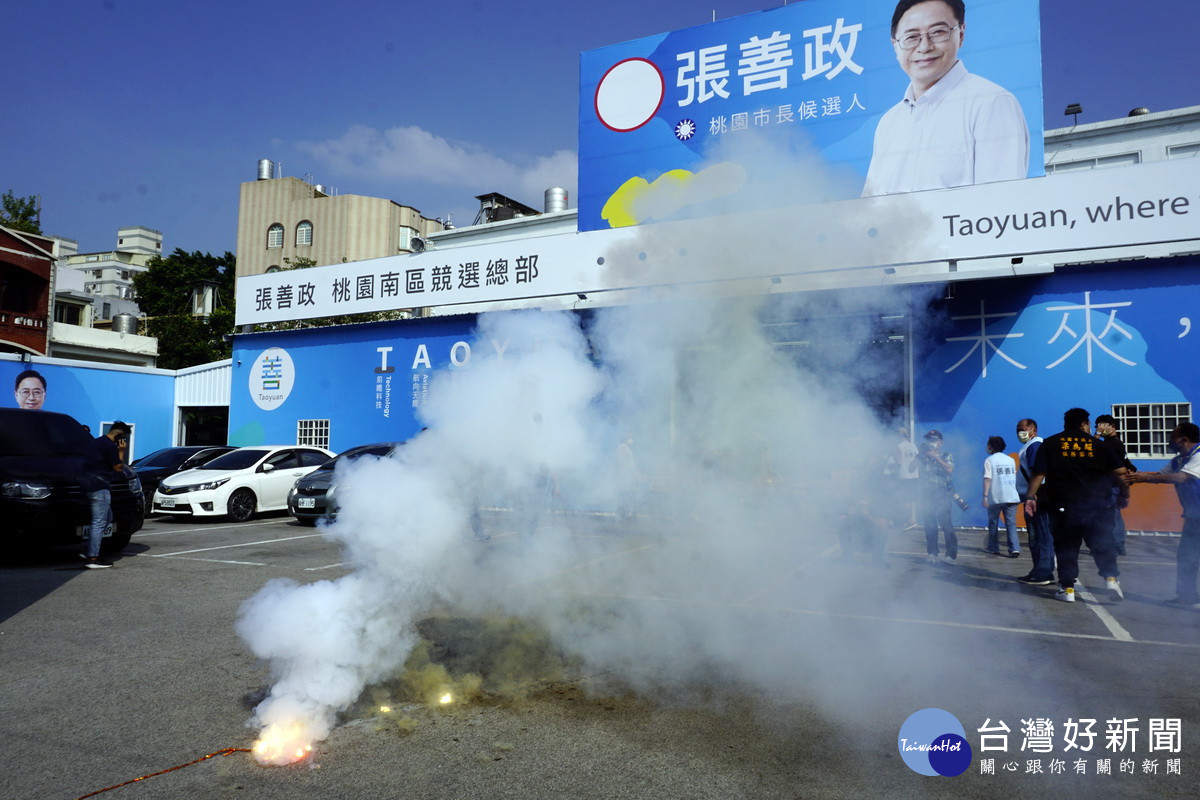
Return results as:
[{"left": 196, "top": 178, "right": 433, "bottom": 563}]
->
[
  {"left": 77, "top": 523, "right": 113, "bottom": 539},
  {"left": 297, "top": 497, "right": 316, "bottom": 509},
  {"left": 159, "top": 497, "right": 176, "bottom": 508}
]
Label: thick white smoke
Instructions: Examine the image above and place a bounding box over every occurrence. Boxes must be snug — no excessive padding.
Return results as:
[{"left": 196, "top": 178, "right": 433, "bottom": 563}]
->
[{"left": 238, "top": 128, "right": 949, "bottom": 761}]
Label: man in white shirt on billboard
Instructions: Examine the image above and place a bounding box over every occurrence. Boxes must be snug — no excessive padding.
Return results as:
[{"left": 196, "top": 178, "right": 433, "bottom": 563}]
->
[{"left": 862, "top": 0, "right": 1029, "bottom": 196}]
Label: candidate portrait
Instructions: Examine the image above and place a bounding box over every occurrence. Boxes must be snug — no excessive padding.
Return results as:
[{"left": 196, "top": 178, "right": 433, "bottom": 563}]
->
[{"left": 862, "top": 0, "right": 1030, "bottom": 197}]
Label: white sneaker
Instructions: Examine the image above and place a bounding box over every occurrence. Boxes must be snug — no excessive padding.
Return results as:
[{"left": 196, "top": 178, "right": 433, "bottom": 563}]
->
[
  {"left": 1106, "top": 578, "right": 1124, "bottom": 601},
  {"left": 1055, "top": 587, "right": 1076, "bottom": 603},
  {"left": 927, "top": 554, "right": 940, "bottom": 564}
]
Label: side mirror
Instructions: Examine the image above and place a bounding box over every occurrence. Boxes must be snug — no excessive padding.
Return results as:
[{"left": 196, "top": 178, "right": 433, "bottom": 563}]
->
[{"left": 260, "top": 463, "right": 276, "bottom": 473}]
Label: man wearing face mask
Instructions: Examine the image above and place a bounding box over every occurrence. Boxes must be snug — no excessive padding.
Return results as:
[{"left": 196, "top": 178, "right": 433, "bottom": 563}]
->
[
  {"left": 1015, "top": 418, "right": 1055, "bottom": 585},
  {"left": 1125, "top": 423, "right": 1200, "bottom": 607},
  {"left": 1095, "top": 414, "right": 1136, "bottom": 556},
  {"left": 918, "top": 429, "right": 958, "bottom": 563}
]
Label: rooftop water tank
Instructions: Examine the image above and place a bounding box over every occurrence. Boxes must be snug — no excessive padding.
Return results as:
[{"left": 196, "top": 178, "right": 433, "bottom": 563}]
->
[
  {"left": 257, "top": 159, "right": 273, "bottom": 180},
  {"left": 112, "top": 313, "right": 138, "bottom": 334},
  {"left": 545, "top": 187, "right": 569, "bottom": 213}
]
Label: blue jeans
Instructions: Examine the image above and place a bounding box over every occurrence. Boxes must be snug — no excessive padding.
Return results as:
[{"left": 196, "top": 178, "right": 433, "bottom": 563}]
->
[
  {"left": 986, "top": 503, "right": 1020, "bottom": 553},
  {"left": 86, "top": 488, "right": 112, "bottom": 558},
  {"left": 1176, "top": 516, "right": 1200, "bottom": 603},
  {"left": 1025, "top": 507, "right": 1056, "bottom": 580},
  {"left": 921, "top": 492, "right": 957, "bottom": 558}
]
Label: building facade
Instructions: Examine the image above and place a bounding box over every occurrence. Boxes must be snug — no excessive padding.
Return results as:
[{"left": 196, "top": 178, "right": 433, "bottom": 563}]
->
[
  {"left": 61, "top": 225, "right": 162, "bottom": 322},
  {"left": 235, "top": 171, "right": 448, "bottom": 280},
  {"left": 0, "top": 226, "right": 55, "bottom": 355}
]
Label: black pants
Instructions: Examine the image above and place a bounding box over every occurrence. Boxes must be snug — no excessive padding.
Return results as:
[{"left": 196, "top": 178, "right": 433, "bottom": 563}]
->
[{"left": 1050, "top": 505, "right": 1120, "bottom": 588}]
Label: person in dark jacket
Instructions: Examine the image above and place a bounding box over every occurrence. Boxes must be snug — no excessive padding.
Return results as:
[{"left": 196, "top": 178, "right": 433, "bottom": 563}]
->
[{"left": 81, "top": 421, "right": 131, "bottom": 569}]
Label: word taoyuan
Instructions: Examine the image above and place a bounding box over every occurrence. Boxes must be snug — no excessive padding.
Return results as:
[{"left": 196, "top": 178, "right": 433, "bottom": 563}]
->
[{"left": 944, "top": 208, "right": 1071, "bottom": 239}]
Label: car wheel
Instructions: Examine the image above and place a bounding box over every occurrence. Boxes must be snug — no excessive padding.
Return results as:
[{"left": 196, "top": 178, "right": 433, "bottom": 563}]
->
[{"left": 227, "top": 489, "right": 257, "bottom": 522}]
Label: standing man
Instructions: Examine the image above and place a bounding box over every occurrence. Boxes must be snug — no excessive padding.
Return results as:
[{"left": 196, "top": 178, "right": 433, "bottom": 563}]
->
[
  {"left": 919, "top": 429, "right": 958, "bottom": 563},
  {"left": 1095, "top": 414, "right": 1136, "bottom": 555},
  {"left": 895, "top": 427, "right": 921, "bottom": 528},
  {"left": 1125, "top": 423, "right": 1200, "bottom": 607},
  {"left": 1025, "top": 409, "right": 1127, "bottom": 603},
  {"left": 862, "top": 0, "right": 1030, "bottom": 196},
  {"left": 14, "top": 369, "right": 46, "bottom": 409},
  {"left": 1015, "top": 418, "right": 1055, "bottom": 585},
  {"left": 80, "top": 421, "right": 131, "bottom": 569},
  {"left": 982, "top": 436, "right": 1020, "bottom": 557}
]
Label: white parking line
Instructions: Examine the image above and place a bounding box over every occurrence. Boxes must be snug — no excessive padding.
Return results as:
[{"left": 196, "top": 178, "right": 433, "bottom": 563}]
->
[
  {"left": 135, "top": 519, "right": 283, "bottom": 537},
  {"left": 144, "top": 555, "right": 269, "bottom": 566},
  {"left": 1074, "top": 583, "right": 1136, "bottom": 642},
  {"left": 145, "top": 533, "right": 325, "bottom": 557},
  {"left": 305, "top": 562, "right": 348, "bottom": 572}
]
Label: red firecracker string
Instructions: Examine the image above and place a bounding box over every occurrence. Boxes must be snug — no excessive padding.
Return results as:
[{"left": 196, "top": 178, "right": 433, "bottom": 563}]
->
[{"left": 76, "top": 747, "right": 252, "bottom": 799}]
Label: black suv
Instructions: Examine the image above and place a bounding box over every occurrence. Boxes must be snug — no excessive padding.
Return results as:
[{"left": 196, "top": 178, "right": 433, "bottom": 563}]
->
[{"left": 0, "top": 408, "right": 144, "bottom": 553}]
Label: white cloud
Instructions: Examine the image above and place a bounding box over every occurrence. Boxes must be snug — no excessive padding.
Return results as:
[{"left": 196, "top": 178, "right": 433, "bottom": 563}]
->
[{"left": 295, "top": 124, "right": 576, "bottom": 206}]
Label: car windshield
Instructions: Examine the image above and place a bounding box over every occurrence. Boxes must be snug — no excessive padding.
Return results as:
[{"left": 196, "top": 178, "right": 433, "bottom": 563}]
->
[
  {"left": 132, "top": 448, "right": 194, "bottom": 469},
  {"left": 316, "top": 444, "right": 395, "bottom": 472},
  {"left": 201, "top": 449, "right": 270, "bottom": 471}
]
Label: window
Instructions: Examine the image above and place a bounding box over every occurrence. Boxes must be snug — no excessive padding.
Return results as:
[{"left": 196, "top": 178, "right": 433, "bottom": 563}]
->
[
  {"left": 267, "top": 223, "right": 284, "bottom": 249},
  {"left": 265, "top": 265, "right": 281, "bottom": 273},
  {"left": 296, "top": 220, "right": 313, "bottom": 247},
  {"left": 299, "top": 450, "right": 331, "bottom": 467},
  {"left": 1112, "top": 402, "right": 1192, "bottom": 459},
  {"left": 265, "top": 450, "right": 300, "bottom": 470},
  {"left": 1045, "top": 152, "right": 1140, "bottom": 173},
  {"left": 54, "top": 304, "right": 82, "bottom": 325},
  {"left": 297, "top": 419, "right": 330, "bottom": 449}
]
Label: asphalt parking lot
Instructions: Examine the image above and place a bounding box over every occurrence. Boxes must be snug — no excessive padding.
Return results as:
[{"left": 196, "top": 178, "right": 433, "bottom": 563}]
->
[{"left": 2, "top": 512, "right": 1199, "bottom": 799}]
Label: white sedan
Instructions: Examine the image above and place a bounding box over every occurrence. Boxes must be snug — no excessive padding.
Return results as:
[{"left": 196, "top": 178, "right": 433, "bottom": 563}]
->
[{"left": 153, "top": 446, "right": 333, "bottom": 522}]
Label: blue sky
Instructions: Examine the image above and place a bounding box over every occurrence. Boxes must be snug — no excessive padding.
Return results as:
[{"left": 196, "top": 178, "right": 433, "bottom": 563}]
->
[{"left": 5, "top": 0, "right": 1197, "bottom": 256}]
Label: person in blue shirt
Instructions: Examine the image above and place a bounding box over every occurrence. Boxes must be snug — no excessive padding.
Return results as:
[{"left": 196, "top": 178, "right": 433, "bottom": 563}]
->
[
  {"left": 1126, "top": 422, "right": 1200, "bottom": 607},
  {"left": 1015, "top": 418, "right": 1055, "bottom": 585}
]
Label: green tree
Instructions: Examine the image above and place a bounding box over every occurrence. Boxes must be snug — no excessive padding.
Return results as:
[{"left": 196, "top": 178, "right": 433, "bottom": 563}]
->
[
  {"left": 1, "top": 190, "right": 42, "bottom": 235},
  {"left": 133, "top": 248, "right": 237, "bottom": 369}
]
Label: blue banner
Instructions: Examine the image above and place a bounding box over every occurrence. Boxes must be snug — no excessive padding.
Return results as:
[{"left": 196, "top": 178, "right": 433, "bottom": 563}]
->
[{"left": 578, "top": 0, "right": 1044, "bottom": 231}]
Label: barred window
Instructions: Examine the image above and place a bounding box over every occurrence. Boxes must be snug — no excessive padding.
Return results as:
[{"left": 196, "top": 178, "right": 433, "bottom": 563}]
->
[
  {"left": 296, "top": 419, "right": 330, "bottom": 449},
  {"left": 1112, "top": 402, "right": 1192, "bottom": 459},
  {"left": 267, "top": 223, "right": 284, "bottom": 248},
  {"left": 296, "top": 220, "right": 313, "bottom": 247}
]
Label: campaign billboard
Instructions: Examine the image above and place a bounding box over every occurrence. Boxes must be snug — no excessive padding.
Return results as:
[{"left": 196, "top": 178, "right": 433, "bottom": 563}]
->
[{"left": 578, "top": 0, "right": 1044, "bottom": 231}]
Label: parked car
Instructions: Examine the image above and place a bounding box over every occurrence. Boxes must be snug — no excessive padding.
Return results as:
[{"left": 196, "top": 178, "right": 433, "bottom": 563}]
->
[
  {"left": 288, "top": 442, "right": 402, "bottom": 525},
  {"left": 132, "top": 445, "right": 236, "bottom": 511},
  {"left": 0, "top": 408, "right": 144, "bottom": 553},
  {"left": 153, "top": 445, "right": 333, "bottom": 522}
]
